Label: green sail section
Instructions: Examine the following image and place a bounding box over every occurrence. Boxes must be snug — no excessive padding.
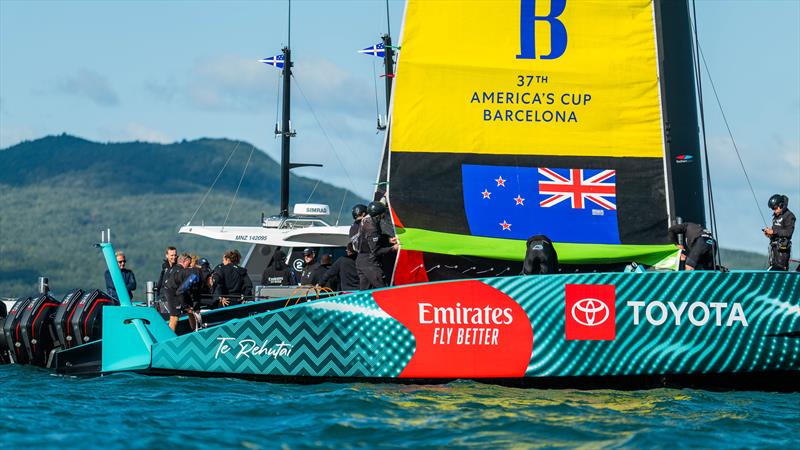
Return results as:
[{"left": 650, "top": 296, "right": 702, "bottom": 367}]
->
[{"left": 397, "top": 227, "right": 680, "bottom": 269}]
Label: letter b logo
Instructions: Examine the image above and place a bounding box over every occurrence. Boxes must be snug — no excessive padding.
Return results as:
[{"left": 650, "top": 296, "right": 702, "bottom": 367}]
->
[{"left": 517, "top": 0, "right": 568, "bottom": 60}]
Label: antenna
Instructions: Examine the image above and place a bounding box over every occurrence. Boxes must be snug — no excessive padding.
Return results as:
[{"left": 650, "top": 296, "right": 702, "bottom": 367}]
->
[
  {"left": 287, "top": 0, "right": 291, "bottom": 48},
  {"left": 385, "top": 0, "right": 391, "bottom": 38}
]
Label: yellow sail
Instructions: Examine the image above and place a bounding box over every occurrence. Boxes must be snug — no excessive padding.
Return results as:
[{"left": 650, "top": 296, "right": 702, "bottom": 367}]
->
[{"left": 391, "top": 0, "right": 665, "bottom": 158}]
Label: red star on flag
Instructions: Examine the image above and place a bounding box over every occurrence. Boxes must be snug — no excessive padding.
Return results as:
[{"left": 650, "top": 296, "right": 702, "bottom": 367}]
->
[
  {"left": 495, "top": 176, "right": 506, "bottom": 187},
  {"left": 481, "top": 189, "right": 491, "bottom": 199},
  {"left": 499, "top": 220, "right": 511, "bottom": 230},
  {"left": 514, "top": 195, "right": 525, "bottom": 205}
]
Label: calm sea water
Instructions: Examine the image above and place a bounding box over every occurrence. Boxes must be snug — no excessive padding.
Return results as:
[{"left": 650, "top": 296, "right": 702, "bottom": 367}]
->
[{"left": 1, "top": 365, "right": 796, "bottom": 449}]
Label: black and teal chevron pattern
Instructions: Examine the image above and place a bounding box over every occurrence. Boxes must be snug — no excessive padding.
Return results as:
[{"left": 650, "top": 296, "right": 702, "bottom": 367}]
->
[
  {"left": 151, "top": 292, "right": 415, "bottom": 377},
  {"left": 151, "top": 271, "right": 798, "bottom": 379}
]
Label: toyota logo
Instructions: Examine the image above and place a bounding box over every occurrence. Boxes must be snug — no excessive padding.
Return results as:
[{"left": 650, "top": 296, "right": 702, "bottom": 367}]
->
[{"left": 571, "top": 298, "right": 609, "bottom": 326}]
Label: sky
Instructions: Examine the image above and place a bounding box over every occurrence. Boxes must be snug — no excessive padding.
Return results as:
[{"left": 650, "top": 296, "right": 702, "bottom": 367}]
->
[{"left": 1, "top": 0, "right": 798, "bottom": 256}]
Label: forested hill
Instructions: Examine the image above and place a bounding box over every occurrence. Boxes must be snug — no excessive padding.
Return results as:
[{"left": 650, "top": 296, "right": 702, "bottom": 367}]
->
[
  {"left": 0, "top": 134, "right": 352, "bottom": 202},
  {"left": 0, "top": 134, "right": 773, "bottom": 298},
  {"left": 0, "top": 134, "right": 361, "bottom": 297}
]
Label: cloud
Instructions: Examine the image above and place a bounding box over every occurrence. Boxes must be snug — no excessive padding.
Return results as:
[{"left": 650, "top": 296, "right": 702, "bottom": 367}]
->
[
  {"left": 704, "top": 134, "right": 799, "bottom": 254},
  {"left": 144, "top": 53, "right": 374, "bottom": 118},
  {"left": 123, "top": 123, "right": 172, "bottom": 143},
  {"left": 706, "top": 135, "right": 799, "bottom": 192},
  {"left": 55, "top": 69, "right": 120, "bottom": 107},
  {"left": 93, "top": 122, "right": 172, "bottom": 144}
]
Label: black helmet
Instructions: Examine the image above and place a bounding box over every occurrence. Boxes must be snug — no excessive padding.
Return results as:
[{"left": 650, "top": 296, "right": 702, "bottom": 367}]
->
[
  {"left": 367, "top": 201, "right": 387, "bottom": 217},
  {"left": 351, "top": 204, "right": 368, "bottom": 219},
  {"left": 768, "top": 194, "right": 786, "bottom": 210},
  {"left": 198, "top": 258, "right": 210, "bottom": 268}
]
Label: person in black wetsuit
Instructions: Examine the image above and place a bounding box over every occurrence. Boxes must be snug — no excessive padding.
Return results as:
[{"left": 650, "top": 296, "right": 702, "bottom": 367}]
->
[
  {"left": 521, "top": 235, "right": 558, "bottom": 275},
  {"left": 163, "top": 254, "right": 192, "bottom": 331},
  {"left": 261, "top": 250, "right": 295, "bottom": 286},
  {"left": 763, "top": 194, "right": 796, "bottom": 271},
  {"left": 356, "top": 202, "right": 399, "bottom": 289},
  {"left": 349, "top": 204, "right": 368, "bottom": 247},
  {"left": 668, "top": 222, "right": 716, "bottom": 271},
  {"left": 299, "top": 248, "right": 326, "bottom": 286},
  {"left": 212, "top": 249, "right": 253, "bottom": 307},
  {"left": 321, "top": 243, "right": 360, "bottom": 291},
  {"left": 155, "top": 246, "right": 177, "bottom": 302},
  {"left": 104, "top": 250, "right": 137, "bottom": 300}
]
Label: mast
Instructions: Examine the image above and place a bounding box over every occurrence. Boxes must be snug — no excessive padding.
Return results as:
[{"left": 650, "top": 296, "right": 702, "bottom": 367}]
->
[
  {"left": 279, "top": 45, "right": 293, "bottom": 218},
  {"left": 382, "top": 0, "right": 394, "bottom": 115},
  {"left": 276, "top": 0, "right": 320, "bottom": 218},
  {"left": 381, "top": 33, "right": 394, "bottom": 116},
  {"left": 653, "top": 0, "right": 706, "bottom": 227},
  {"left": 374, "top": 0, "right": 395, "bottom": 201}
]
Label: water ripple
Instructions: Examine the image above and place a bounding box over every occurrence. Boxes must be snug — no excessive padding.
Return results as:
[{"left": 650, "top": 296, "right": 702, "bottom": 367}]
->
[{"left": 0, "top": 366, "right": 796, "bottom": 449}]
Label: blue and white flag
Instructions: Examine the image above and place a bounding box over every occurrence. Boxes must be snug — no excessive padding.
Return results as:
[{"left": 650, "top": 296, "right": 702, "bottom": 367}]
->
[
  {"left": 358, "top": 42, "right": 385, "bottom": 58},
  {"left": 258, "top": 54, "right": 285, "bottom": 68},
  {"left": 461, "top": 164, "right": 621, "bottom": 244}
]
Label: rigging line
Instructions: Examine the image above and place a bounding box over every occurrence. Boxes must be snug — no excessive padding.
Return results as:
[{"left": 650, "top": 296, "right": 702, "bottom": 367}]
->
[
  {"left": 275, "top": 71, "right": 282, "bottom": 136},
  {"left": 335, "top": 190, "right": 349, "bottom": 226},
  {"left": 186, "top": 141, "right": 241, "bottom": 225},
  {"left": 290, "top": 73, "right": 359, "bottom": 195},
  {"left": 372, "top": 59, "right": 382, "bottom": 127},
  {"left": 690, "top": 0, "right": 721, "bottom": 266},
  {"left": 222, "top": 144, "right": 256, "bottom": 231},
  {"left": 305, "top": 178, "right": 322, "bottom": 202},
  {"left": 693, "top": 45, "right": 768, "bottom": 226}
]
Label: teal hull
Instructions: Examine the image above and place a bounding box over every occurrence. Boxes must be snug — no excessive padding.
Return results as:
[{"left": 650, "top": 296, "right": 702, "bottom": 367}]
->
[{"left": 93, "top": 271, "right": 799, "bottom": 387}]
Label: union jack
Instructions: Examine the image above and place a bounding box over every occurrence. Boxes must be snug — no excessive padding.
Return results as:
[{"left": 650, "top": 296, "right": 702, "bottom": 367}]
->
[{"left": 538, "top": 168, "right": 617, "bottom": 210}]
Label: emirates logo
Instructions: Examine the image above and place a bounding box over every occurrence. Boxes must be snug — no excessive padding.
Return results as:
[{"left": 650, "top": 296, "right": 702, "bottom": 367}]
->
[{"left": 571, "top": 298, "right": 610, "bottom": 327}]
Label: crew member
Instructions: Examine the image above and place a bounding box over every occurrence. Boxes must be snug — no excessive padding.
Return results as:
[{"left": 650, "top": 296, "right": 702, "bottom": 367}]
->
[
  {"left": 350, "top": 204, "right": 368, "bottom": 247},
  {"left": 356, "top": 201, "right": 399, "bottom": 289},
  {"left": 163, "top": 254, "right": 192, "bottom": 331},
  {"left": 764, "top": 194, "right": 795, "bottom": 271},
  {"left": 667, "top": 222, "right": 716, "bottom": 271},
  {"left": 155, "top": 246, "right": 177, "bottom": 300},
  {"left": 212, "top": 249, "right": 253, "bottom": 307},
  {"left": 261, "top": 250, "right": 295, "bottom": 286},
  {"left": 521, "top": 235, "right": 558, "bottom": 275},
  {"left": 299, "top": 248, "right": 325, "bottom": 286},
  {"left": 195, "top": 258, "right": 214, "bottom": 309},
  {"left": 104, "top": 250, "right": 137, "bottom": 300},
  {"left": 320, "top": 243, "right": 360, "bottom": 291}
]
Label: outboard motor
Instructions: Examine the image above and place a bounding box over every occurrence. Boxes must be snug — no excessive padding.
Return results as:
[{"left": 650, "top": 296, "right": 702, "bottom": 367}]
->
[
  {"left": 68, "top": 290, "right": 118, "bottom": 347},
  {"left": 0, "top": 300, "right": 9, "bottom": 364},
  {"left": 18, "top": 293, "right": 61, "bottom": 367},
  {"left": 53, "top": 289, "right": 84, "bottom": 349},
  {"left": 2, "top": 297, "right": 33, "bottom": 364}
]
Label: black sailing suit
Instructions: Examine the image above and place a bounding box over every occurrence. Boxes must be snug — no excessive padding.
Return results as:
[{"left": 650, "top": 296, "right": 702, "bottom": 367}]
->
[
  {"left": 522, "top": 235, "right": 559, "bottom": 275},
  {"left": 768, "top": 207, "right": 796, "bottom": 271},
  {"left": 299, "top": 261, "right": 325, "bottom": 286},
  {"left": 356, "top": 215, "right": 392, "bottom": 289},
  {"left": 155, "top": 259, "right": 174, "bottom": 300},
  {"left": 321, "top": 253, "right": 359, "bottom": 291},
  {"left": 668, "top": 223, "right": 716, "bottom": 270},
  {"left": 162, "top": 265, "right": 189, "bottom": 317},
  {"left": 212, "top": 263, "right": 253, "bottom": 306},
  {"left": 261, "top": 251, "right": 295, "bottom": 286}
]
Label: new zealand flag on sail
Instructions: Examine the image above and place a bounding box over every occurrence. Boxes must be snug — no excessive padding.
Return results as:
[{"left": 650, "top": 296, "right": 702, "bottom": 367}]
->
[{"left": 462, "top": 164, "right": 621, "bottom": 244}]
